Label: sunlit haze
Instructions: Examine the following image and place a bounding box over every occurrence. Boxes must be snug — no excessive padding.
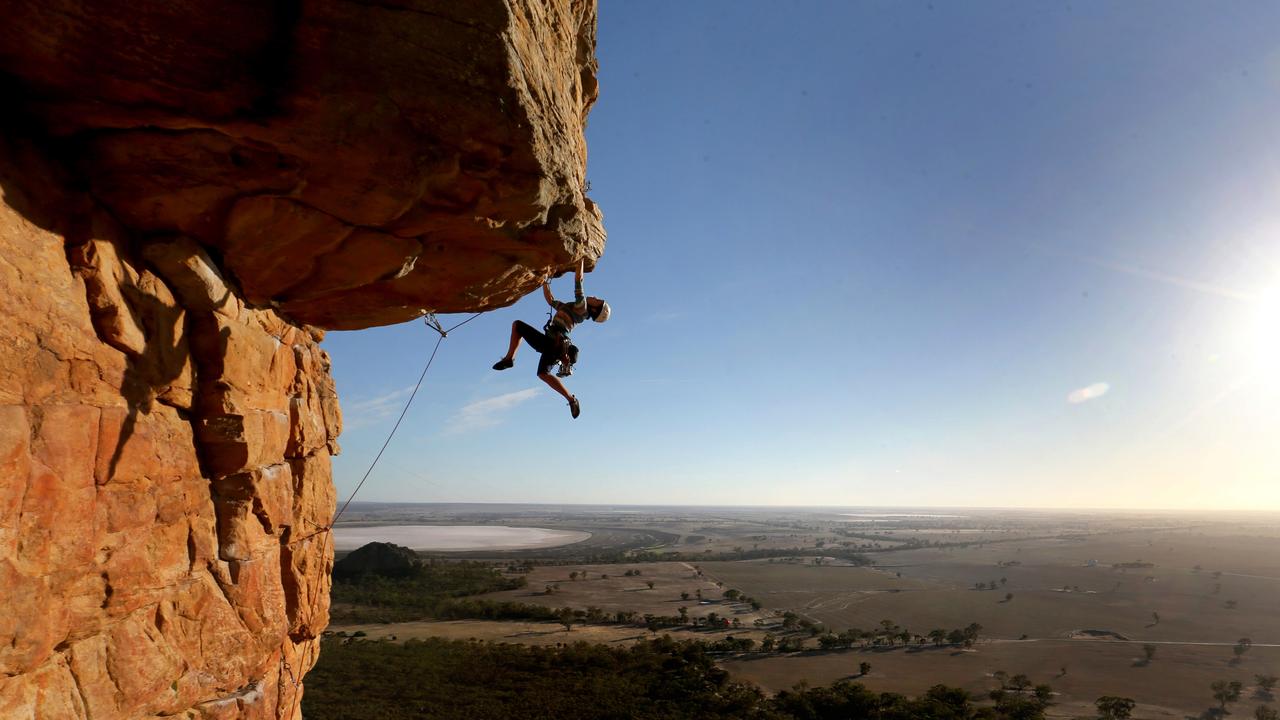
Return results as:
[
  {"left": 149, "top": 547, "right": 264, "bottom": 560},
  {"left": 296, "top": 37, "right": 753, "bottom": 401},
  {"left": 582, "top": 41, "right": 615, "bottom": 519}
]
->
[{"left": 325, "top": 1, "right": 1280, "bottom": 511}]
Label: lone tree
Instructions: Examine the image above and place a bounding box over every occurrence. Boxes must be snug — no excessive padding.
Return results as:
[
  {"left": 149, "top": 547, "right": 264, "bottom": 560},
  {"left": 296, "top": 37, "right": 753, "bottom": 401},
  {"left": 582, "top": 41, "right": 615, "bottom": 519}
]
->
[
  {"left": 1212, "top": 679, "right": 1243, "bottom": 710},
  {"left": 1151, "top": 611, "right": 1160, "bottom": 625},
  {"left": 646, "top": 580, "right": 655, "bottom": 590},
  {"left": 993, "top": 670, "right": 1009, "bottom": 688},
  {"left": 1004, "top": 592, "right": 1014, "bottom": 602},
  {"left": 1010, "top": 674, "right": 1032, "bottom": 692},
  {"left": 1142, "top": 644, "right": 1157, "bottom": 663},
  {"left": 1095, "top": 696, "right": 1136, "bottom": 719},
  {"left": 557, "top": 608, "right": 575, "bottom": 632},
  {"left": 1233, "top": 637, "right": 1253, "bottom": 662},
  {"left": 859, "top": 661, "right": 872, "bottom": 676},
  {"left": 963, "top": 622, "right": 983, "bottom": 647}
]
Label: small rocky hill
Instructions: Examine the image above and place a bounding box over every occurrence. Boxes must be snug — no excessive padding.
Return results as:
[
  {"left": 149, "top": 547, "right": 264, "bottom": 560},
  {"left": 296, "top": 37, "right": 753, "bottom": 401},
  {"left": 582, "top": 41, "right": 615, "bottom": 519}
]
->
[{"left": 333, "top": 542, "right": 422, "bottom": 580}]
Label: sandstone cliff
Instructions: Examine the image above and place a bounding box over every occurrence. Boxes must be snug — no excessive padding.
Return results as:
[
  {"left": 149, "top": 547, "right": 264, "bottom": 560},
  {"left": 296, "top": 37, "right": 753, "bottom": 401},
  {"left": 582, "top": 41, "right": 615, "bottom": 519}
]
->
[{"left": 0, "top": 1, "right": 602, "bottom": 717}]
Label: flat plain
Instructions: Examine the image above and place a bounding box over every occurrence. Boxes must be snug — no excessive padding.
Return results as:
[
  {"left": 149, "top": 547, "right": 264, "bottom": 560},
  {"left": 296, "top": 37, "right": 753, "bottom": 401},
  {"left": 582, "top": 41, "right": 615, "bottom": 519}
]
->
[{"left": 329, "top": 505, "right": 1280, "bottom": 718}]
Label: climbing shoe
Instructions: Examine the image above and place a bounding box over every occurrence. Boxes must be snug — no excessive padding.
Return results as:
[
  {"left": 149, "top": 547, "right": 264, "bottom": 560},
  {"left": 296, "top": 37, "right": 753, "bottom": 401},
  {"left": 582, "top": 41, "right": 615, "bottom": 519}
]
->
[
  {"left": 568, "top": 396, "right": 580, "bottom": 419},
  {"left": 492, "top": 357, "right": 514, "bottom": 371}
]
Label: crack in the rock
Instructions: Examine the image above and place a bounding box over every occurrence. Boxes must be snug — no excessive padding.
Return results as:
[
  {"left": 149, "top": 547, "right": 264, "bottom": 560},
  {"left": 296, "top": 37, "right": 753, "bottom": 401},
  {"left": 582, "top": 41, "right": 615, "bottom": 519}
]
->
[
  {"left": 66, "top": 654, "right": 94, "bottom": 720},
  {"left": 206, "top": 565, "right": 254, "bottom": 636}
]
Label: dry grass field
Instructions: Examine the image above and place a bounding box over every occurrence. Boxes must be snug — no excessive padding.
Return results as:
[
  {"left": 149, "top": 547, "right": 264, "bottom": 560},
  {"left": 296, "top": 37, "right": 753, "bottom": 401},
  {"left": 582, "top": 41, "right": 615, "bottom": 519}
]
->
[
  {"left": 719, "top": 641, "right": 1280, "bottom": 719},
  {"left": 478, "top": 561, "right": 768, "bottom": 623},
  {"left": 701, "top": 533, "right": 1280, "bottom": 645}
]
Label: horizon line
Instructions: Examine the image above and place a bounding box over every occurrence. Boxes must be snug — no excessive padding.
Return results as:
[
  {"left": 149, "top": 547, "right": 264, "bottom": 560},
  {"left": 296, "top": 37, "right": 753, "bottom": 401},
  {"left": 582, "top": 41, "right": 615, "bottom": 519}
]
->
[{"left": 337, "top": 499, "right": 1280, "bottom": 514}]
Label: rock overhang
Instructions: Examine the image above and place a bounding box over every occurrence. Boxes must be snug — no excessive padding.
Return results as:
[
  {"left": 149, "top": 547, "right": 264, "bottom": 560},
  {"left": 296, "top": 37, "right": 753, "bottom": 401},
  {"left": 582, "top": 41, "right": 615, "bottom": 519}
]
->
[{"left": 0, "top": 0, "right": 605, "bottom": 330}]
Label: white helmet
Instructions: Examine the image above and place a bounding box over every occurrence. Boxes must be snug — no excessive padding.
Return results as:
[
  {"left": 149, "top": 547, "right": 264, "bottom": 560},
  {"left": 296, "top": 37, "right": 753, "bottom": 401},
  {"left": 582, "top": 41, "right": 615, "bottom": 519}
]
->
[{"left": 591, "top": 298, "right": 611, "bottom": 323}]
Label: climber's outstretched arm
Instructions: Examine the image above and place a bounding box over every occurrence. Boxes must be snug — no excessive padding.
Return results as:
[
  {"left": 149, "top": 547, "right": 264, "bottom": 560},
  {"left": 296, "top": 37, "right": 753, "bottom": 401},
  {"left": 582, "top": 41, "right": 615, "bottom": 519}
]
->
[{"left": 542, "top": 282, "right": 555, "bottom": 306}]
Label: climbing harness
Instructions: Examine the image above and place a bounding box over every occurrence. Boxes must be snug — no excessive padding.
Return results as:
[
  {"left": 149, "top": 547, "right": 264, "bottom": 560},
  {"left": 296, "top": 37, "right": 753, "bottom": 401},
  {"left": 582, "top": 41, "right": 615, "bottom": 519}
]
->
[{"left": 542, "top": 309, "right": 578, "bottom": 378}]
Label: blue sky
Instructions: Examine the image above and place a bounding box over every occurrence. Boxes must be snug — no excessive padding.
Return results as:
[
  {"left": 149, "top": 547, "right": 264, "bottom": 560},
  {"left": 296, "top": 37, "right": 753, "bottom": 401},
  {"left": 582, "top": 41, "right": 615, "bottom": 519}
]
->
[{"left": 325, "top": 1, "right": 1280, "bottom": 510}]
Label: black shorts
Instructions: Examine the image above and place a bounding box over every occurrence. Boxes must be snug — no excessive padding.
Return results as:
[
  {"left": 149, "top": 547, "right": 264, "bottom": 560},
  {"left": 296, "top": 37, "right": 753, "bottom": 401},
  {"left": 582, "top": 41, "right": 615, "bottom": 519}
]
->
[{"left": 515, "top": 320, "right": 565, "bottom": 375}]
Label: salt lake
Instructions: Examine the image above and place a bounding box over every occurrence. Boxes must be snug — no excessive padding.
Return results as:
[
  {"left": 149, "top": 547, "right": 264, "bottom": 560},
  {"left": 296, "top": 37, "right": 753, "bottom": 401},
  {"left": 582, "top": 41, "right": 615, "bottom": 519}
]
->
[{"left": 332, "top": 525, "right": 591, "bottom": 551}]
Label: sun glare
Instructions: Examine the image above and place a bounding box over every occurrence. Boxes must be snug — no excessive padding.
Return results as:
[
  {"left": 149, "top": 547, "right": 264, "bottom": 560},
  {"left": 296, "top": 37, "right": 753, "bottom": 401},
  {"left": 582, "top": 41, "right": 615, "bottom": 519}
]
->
[{"left": 1248, "top": 283, "right": 1280, "bottom": 392}]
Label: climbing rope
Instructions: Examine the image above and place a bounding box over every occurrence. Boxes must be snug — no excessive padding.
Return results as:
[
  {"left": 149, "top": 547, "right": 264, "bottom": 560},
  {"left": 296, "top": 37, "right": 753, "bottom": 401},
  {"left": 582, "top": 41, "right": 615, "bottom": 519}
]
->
[
  {"left": 287, "top": 312, "right": 483, "bottom": 652},
  {"left": 329, "top": 312, "right": 482, "bottom": 525},
  {"left": 277, "top": 651, "right": 302, "bottom": 720}
]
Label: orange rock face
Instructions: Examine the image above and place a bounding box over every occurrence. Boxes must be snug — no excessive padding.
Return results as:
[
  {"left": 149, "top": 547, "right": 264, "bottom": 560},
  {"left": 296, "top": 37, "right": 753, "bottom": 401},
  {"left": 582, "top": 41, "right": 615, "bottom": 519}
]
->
[
  {"left": 0, "top": 1, "right": 601, "bottom": 717},
  {"left": 2, "top": 0, "right": 603, "bottom": 330}
]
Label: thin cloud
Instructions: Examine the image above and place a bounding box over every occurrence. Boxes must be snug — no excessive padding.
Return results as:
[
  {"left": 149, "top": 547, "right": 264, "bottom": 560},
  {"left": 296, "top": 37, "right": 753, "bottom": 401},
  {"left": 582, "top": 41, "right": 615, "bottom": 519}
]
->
[
  {"left": 1029, "top": 244, "right": 1250, "bottom": 302},
  {"left": 445, "top": 388, "right": 539, "bottom": 435},
  {"left": 343, "top": 386, "right": 417, "bottom": 428},
  {"left": 1074, "top": 255, "right": 1250, "bottom": 301},
  {"left": 1067, "top": 382, "right": 1110, "bottom": 404}
]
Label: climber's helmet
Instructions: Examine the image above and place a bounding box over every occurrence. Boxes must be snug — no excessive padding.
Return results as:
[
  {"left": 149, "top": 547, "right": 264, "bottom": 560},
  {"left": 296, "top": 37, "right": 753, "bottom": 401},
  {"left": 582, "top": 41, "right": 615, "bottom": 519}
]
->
[{"left": 587, "top": 297, "right": 611, "bottom": 323}]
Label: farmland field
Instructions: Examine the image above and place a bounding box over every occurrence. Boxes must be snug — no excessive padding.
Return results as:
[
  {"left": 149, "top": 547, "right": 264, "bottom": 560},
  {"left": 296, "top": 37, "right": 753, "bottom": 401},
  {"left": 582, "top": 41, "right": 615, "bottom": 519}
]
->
[{"left": 324, "top": 505, "right": 1280, "bottom": 718}]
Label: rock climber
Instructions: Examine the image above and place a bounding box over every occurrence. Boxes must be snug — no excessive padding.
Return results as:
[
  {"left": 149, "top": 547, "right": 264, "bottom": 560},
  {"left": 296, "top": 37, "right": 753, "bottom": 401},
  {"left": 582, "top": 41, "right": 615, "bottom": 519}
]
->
[{"left": 491, "top": 259, "right": 610, "bottom": 418}]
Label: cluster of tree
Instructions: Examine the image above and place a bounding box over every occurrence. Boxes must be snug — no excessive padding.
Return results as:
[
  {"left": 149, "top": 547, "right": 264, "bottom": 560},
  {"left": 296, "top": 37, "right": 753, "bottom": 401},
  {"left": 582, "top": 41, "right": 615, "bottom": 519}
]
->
[
  {"left": 677, "top": 608, "right": 745, "bottom": 630},
  {"left": 1094, "top": 696, "right": 1135, "bottom": 719},
  {"left": 987, "top": 670, "right": 1054, "bottom": 715},
  {"left": 1211, "top": 679, "right": 1243, "bottom": 711},
  {"left": 706, "top": 635, "right": 757, "bottom": 653},
  {"left": 812, "top": 620, "right": 984, "bottom": 650},
  {"left": 329, "top": 561, "right": 528, "bottom": 623},
  {"left": 623, "top": 547, "right": 873, "bottom": 564},
  {"left": 973, "top": 578, "right": 1008, "bottom": 590},
  {"left": 303, "top": 636, "right": 1058, "bottom": 719},
  {"left": 1203, "top": 678, "right": 1278, "bottom": 717},
  {"left": 332, "top": 596, "right": 568, "bottom": 625},
  {"left": 777, "top": 610, "right": 821, "bottom": 634},
  {"left": 760, "top": 635, "right": 807, "bottom": 653},
  {"left": 855, "top": 534, "right": 1064, "bottom": 554},
  {"left": 721, "top": 587, "right": 765, "bottom": 610}
]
